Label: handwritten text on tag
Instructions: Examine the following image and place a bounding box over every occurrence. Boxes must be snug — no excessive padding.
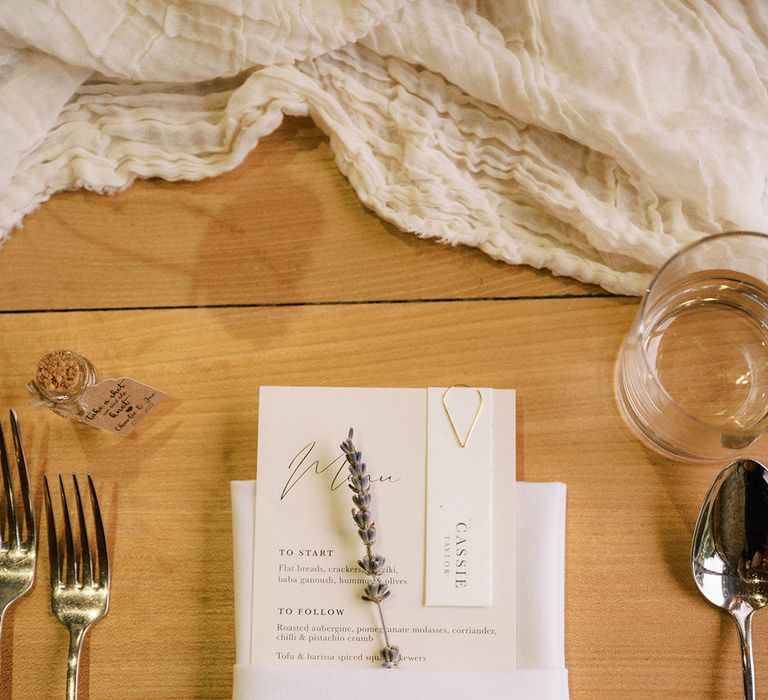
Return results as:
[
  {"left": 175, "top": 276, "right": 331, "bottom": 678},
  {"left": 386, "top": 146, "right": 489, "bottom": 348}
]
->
[{"left": 79, "top": 377, "right": 166, "bottom": 436}]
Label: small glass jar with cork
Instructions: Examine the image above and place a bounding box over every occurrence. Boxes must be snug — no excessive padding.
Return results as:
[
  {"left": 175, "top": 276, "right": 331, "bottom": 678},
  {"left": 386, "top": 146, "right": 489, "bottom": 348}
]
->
[{"left": 27, "top": 350, "right": 98, "bottom": 419}]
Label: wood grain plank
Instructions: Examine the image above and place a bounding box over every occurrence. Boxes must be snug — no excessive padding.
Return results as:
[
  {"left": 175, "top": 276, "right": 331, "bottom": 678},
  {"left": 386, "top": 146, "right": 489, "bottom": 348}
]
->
[
  {"left": 0, "top": 298, "right": 761, "bottom": 698},
  {"left": 0, "top": 118, "right": 603, "bottom": 312}
]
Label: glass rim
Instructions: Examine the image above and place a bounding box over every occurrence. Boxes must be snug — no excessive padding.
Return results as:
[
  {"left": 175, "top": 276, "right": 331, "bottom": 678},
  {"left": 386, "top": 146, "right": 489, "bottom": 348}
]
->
[{"left": 632, "top": 229, "right": 768, "bottom": 441}]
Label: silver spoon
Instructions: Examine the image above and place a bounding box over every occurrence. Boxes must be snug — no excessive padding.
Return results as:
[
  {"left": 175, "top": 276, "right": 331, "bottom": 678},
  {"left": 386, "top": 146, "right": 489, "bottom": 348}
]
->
[{"left": 692, "top": 458, "right": 768, "bottom": 699}]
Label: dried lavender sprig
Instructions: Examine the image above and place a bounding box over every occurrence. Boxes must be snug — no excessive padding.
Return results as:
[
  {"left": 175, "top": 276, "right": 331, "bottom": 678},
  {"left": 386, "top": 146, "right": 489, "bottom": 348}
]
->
[{"left": 341, "top": 427, "right": 401, "bottom": 668}]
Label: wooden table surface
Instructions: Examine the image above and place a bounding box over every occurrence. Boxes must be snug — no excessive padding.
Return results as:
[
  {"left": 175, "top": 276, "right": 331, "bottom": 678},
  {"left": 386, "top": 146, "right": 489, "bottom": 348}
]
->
[{"left": 0, "top": 116, "right": 764, "bottom": 699}]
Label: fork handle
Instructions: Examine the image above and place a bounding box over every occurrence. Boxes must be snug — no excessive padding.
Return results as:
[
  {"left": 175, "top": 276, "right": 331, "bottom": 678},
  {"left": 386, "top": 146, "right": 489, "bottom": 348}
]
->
[{"left": 66, "top": 625, "right": 88, "bottom": 700}]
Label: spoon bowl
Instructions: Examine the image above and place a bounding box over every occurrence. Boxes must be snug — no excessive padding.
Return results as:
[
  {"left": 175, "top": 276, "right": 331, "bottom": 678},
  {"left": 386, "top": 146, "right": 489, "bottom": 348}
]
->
[{"left": 692, "top": 458, "right": 768, "bottom": 699}]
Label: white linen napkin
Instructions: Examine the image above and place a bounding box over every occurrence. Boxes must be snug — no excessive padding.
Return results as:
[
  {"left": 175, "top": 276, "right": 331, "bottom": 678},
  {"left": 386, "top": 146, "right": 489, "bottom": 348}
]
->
[
  {"left": 231, "top": 480, "right": 569, "bottom": 699},
  {"left": 4, "top": 4, "right": 768, "bottom": 294}
]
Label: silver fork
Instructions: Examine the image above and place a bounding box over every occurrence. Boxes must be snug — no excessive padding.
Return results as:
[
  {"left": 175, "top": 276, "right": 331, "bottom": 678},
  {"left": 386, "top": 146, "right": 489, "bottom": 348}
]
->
[
  {"left": 0, "top": 409, "right": 36, "bottom": 640},
  {"left": 45, "top": 474, "right": 109, "bottom": 700}
]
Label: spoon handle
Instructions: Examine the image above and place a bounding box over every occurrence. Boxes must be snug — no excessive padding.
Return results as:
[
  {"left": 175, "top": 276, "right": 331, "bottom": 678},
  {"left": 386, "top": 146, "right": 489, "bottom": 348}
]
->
[{"left": 733, "top": 608, "right": 756, "bottom": 700}]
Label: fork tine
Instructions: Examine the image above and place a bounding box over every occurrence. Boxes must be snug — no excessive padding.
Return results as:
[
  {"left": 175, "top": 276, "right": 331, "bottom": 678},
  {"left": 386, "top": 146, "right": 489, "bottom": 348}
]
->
[
  {"left": 72, "top": 475, "right": 93, "bottom": 587},
  {"left": 0, "top": 417, "right": 18, "bottom": 550},
  {"left": 44, "top": 475, "right": 61, "bottom": 588},
  {"left": 9, "top": 410, "right": 34, "bottom": 549},
  {"left": 0, "top": 422, "right": 8, "bottom": 551},
  {"left": 88, "top": 475, "right": 109, "bottom": 589},
  {"left": 58, "top": 475, "right": 76, "bottom": 586}
]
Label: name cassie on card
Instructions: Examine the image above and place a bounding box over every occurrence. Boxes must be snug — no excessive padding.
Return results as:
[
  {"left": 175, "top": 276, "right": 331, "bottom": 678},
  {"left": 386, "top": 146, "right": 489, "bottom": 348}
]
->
[{"left": 251, "top": 386, "right": 516, "bottom": 670}]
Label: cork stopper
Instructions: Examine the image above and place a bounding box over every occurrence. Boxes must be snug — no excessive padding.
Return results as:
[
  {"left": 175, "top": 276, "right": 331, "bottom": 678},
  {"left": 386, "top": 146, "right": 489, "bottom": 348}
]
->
[
  {"left": 30, "top": 350, "right": 96, "bottom": 402},
  {"left": 35, "top": 351, "right": 83, "bottom": 396}
]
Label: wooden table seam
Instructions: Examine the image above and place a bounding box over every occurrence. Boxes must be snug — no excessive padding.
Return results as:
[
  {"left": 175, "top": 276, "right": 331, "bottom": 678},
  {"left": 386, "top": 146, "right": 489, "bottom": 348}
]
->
[{"left": 0, "top": 292, "right": 620, "bottom": 316}]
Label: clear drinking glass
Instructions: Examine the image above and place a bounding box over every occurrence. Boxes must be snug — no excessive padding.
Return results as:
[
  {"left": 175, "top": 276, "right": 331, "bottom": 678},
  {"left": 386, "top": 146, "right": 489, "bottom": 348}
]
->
[{"left": 616, "top": 231, "right": 768, "bottom": 462}]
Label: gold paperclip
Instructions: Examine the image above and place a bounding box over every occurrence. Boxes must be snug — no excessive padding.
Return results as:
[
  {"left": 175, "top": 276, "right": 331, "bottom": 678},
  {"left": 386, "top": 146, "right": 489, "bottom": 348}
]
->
[{"left": 442, "top": 385, "right": 483, "bottom": 448}]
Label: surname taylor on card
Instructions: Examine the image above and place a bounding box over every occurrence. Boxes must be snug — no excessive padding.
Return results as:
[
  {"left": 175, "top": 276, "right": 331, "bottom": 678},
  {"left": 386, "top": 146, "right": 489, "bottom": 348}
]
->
[{"left": 251, "top": 386, "right": 516, "bottom": 670}]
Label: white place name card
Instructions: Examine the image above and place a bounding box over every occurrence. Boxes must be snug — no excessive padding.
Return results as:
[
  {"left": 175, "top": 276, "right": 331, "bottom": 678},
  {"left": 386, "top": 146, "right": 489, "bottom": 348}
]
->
[{"left": 425, "top": 387, "right": 494, "bottom": 607}]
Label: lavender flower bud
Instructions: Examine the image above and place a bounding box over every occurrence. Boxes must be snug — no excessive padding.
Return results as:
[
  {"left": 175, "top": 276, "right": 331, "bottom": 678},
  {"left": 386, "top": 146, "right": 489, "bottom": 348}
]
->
[
  {"left": 358, "top": 526, "right": 377, "bottom": 545},
  {"left": 358, "top": 554, "right": 386, "bottom": 575},
  {"left": 352, "top": 508, "right": 373, "bottom": 529},
  {"left": 349, "top": 474, "right": 370, "bottom": 492},
  {"left": 362, "top": 580, "right": 391, "bottom": 603},
  {"left": 352, "top": 492, "right": 371, "bottom": 509},
  {"left": 381, "top": 645, "right": 401, "bottom": 668},
  {"left": 347, "top": 461, "right": 366, "bottom": 479}
]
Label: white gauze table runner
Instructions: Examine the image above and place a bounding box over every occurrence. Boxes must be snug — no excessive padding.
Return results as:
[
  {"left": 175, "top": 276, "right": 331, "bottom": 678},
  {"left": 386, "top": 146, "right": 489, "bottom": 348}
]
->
[
  {"left": 1, "top": 2, "right": 767, "bottom": 294},
  {"left": 231, "top": 480, "right": 569, "bottom": 699}
]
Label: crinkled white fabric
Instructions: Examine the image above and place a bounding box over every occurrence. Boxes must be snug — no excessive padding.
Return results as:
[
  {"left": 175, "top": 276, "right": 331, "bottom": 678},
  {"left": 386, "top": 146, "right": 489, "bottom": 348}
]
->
[{"left": 1, "top": 1, "right": 767, "bottom": 295}]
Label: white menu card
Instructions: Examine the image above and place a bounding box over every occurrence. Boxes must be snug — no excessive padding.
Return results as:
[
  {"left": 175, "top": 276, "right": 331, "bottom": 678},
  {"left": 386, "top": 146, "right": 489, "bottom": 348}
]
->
[{"left": 252, "top": 386, "right": 516, "bottom": 670}]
